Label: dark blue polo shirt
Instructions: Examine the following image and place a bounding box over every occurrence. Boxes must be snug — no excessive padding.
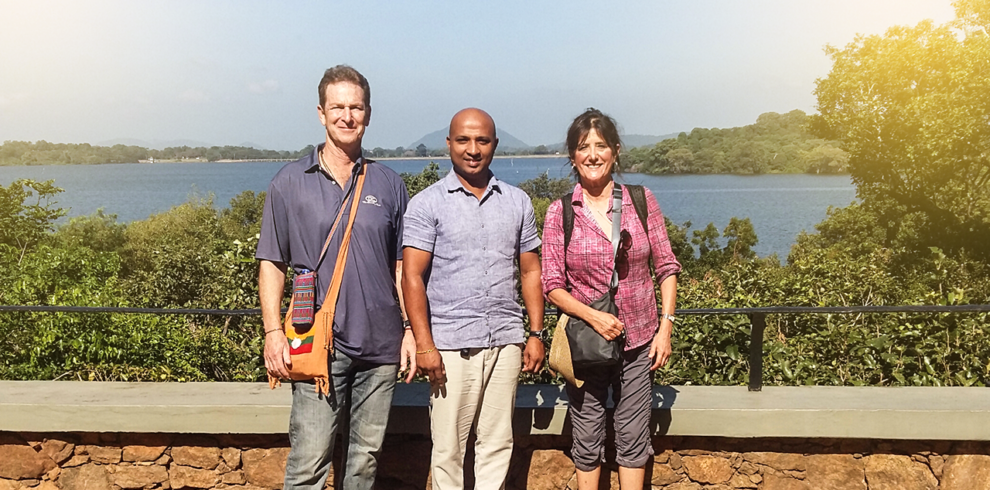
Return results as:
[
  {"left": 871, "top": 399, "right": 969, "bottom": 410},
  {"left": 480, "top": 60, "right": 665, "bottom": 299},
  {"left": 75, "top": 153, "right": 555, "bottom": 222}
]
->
[{"left": 256, "top": 145, "right": 408, "bottom": 364}]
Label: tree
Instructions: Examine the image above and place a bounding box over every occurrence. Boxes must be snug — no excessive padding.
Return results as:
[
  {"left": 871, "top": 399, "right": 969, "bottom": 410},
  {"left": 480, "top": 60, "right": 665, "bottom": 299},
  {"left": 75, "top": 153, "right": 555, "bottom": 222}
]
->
[
  {"left": 415, "top": 143, "right": 429, "bottom": 157},
  {"left": 0, "top": 179, "right": 65, "bottom": 260},
  {"left": 812, "top": 0, "right": 990, "bottom": 255},
  {"left": 517, "top": 172, "right": 573, "bottom": 200},
  {"left": 400, "top": 162, "right": 442, "bottom": 197}
]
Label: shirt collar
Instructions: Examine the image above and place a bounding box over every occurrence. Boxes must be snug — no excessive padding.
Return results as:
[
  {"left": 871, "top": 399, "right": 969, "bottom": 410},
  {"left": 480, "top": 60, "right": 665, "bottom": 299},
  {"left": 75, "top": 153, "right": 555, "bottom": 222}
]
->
[
  {"left": 571, "top": 181, "right": 623, "bottom": 212},
  {"left": 304, "top": 143, "right": 365, "bottom": 174},
  {"left": 442, "top": 168, "right": 502, "bottom": 196}
]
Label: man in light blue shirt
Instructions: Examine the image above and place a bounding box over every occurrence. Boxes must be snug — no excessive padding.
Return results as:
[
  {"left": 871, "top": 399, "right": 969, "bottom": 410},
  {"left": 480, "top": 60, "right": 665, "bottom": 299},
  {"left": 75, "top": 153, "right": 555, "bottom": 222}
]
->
[{"left": 402, "top": 108, "right": 545, "bottom": 490}]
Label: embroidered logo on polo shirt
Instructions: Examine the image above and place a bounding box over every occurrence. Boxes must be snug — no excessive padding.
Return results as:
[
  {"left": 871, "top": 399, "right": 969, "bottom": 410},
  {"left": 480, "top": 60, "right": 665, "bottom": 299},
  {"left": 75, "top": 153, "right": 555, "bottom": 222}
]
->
[{"left": 362, "top": 195, "right": 381, "bottom": 206}]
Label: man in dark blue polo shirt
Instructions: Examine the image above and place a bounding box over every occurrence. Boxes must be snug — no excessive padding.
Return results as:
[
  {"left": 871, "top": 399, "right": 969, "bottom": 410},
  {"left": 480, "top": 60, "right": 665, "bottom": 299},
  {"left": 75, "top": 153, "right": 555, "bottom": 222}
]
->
[{"left": 256, "top": 65, "right": 415, "bottom": 490}]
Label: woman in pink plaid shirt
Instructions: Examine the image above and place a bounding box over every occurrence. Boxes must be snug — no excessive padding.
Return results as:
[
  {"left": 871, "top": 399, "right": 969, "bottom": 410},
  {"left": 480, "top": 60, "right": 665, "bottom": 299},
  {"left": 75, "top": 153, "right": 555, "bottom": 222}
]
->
[{"left": 542, "top": 108, "right": 681, "bottom": 490}]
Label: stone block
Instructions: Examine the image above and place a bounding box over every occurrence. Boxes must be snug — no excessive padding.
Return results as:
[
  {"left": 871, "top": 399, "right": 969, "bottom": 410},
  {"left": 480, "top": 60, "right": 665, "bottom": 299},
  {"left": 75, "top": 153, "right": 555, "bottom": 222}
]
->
[
  {"left": 664, "top": 482, "right": 702, "bottom": 490},
  {"left": 77, "top": 445, "right": 122, "bottom": 464},
  {"left": 681, "top": 455, "right": 733, "bottom": 484},
  {"left": 122, "top": 445, "right": 168, "bottom": 462},
  {"left": 221, "top": 448, "right": 242, "bottom": 470},
  {"left": 650, "top": 463, "right": 681, "bottom": 486},
  {"left": 62, "top": 454, "right": 88, "bottom": 468},
  {"left": 0, "top": 445, "right": 56, "bottom": 480},
  {"left": 525, "top": 449, "right": 574, "bottom": 490},
  {"left": 742, "top": 452, "right": 806, "bottom": 471},
  {"left": 804, "top": 454, "right": 865, "bottom": 490},
  {"left": 222, "top": 470, "right": 247, "bottom": 485},
  {"left": 864, "top": 454, "right": 937, "bottom": 490},
  {"left": 40, "top": 439, "right": 74, "bottom": 465},
  {"left": 172, "top": 446, "right": 221, "bottom": 469},
  {"left": 762, "top": 473, "right": 811, "bottom": 490},
  {"left": 60, "top": 465, "right": 113, "bottom": 490},
  {"left": 0, "top": 480, "right": 23, "bottom": 490},
  {"left": 729, "top": 473, "right": 758, "bottom": 489},
  {"left": 941, "top": 454, "right": 990, "bottom": 490},
  {"left": 169, "top": 465, "right": 220, "bottom": 489},
  {"left": 928, "top": 455, "right": 944, "bottom": 478},
  {"left": 113, "top": 465, "right": 169, "bottom": 489},
  {"left": 242, "top": 448, "right": 289, "bottom": 489}
]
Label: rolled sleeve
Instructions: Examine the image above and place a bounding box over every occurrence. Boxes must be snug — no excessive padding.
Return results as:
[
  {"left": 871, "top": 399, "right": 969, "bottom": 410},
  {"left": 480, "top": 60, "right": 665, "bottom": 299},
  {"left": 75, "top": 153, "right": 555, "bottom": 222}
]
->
[
  {"left": 519, "top": 196, "right": 542, "bottom": 253},
  {"left": 541, "top": 199, "right": 567, "bottom": 297},
  {"left": 393, "top": 177, "right": 410, "bottom": 261},
  {"left": 643, "top": 188, "right": 681, "bottom": 282},
  {"left": 402, "top": 190, "right": 438, "bottom": 253},
  {"left": 256, "top": 181, "right": 289, "bottom": 264}
]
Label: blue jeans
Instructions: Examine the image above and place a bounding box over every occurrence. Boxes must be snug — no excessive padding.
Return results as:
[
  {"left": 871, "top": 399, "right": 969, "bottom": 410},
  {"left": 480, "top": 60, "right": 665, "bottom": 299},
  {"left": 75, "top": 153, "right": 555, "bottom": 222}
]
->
[{"left": 283, "top": 352, "right": 397, "bottom": 490}]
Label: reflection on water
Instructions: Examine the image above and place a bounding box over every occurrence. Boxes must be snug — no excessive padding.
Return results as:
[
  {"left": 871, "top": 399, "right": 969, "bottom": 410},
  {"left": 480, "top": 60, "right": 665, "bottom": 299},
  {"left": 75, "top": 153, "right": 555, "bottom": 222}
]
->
[{"left": 0, "top": 158, "right": 856, "bottom": 259}]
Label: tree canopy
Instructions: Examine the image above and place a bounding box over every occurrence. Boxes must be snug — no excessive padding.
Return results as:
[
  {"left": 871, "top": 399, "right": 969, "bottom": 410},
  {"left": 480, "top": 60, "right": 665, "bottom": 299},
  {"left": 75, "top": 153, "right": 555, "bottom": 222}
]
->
[
  {"left": 623, "top": 110, "right": 848, "bottom": 175},
  {"left": 812, "top": 0, "right": 990, "bottom": 256}
]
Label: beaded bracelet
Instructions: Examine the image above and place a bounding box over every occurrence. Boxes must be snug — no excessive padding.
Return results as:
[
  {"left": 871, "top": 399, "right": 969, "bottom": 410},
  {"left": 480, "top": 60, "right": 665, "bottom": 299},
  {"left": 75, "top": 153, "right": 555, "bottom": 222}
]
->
[{"left": 416, "top": 347, "right": 435, "bottom": 355}]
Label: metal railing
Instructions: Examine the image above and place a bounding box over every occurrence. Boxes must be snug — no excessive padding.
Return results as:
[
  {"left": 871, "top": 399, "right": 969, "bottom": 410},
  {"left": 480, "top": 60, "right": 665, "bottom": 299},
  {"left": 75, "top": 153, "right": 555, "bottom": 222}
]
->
[{"left": 4, "top": 303, "right": 990, "bottom": 391}]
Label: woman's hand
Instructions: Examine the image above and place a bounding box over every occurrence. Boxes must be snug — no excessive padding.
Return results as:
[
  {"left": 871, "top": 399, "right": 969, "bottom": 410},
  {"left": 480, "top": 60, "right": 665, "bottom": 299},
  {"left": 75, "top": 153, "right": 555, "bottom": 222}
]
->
[
  {"left": 586, "top": 309, "right": 624, "bottom": 341},
  {"left": 649, "top": 326, "right": 672, "bottom": 370}
]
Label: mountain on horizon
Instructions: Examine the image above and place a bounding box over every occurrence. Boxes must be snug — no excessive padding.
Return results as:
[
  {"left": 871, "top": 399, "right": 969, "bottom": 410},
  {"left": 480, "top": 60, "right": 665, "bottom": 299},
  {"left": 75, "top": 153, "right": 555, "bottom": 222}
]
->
[
  {"left": 95, "top": 138, "right": 268, "bottom": 150},
  {"left": 409, "top": 128, "right": 531, "bottom": 150},
  {"left": 96, "top": 138, "right": 212, "bottom": 150},
  {"left": 544, "top": 132, "right": 682, "bottom": 152}
]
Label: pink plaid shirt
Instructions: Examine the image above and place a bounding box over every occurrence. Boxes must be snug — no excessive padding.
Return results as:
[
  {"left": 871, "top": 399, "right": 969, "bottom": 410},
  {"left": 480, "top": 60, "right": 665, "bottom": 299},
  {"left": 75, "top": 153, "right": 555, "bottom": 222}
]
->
[{"left": 542, "top": 183, "right": 681, "bottom": 350}]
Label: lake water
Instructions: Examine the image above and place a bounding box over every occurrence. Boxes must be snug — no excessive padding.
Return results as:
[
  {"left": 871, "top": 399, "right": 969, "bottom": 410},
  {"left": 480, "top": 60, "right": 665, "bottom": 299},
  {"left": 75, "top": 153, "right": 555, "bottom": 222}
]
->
[{"left": 0, "top": 158, "right": 856, "bottom": 259}]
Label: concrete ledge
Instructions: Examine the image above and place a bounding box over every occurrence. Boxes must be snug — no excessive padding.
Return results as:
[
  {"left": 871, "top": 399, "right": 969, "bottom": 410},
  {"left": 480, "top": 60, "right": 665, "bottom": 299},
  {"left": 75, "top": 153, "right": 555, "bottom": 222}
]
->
[{"left": 2, "top": 381, "right": 989, "bottom": 440}]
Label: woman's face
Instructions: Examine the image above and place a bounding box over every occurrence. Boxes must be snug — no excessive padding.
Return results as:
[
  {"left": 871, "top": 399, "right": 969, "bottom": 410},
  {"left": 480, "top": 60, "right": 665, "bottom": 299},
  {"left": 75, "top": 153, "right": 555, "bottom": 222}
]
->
[{"left": 572, "top": 128, "right": 618, "bottom": 188}]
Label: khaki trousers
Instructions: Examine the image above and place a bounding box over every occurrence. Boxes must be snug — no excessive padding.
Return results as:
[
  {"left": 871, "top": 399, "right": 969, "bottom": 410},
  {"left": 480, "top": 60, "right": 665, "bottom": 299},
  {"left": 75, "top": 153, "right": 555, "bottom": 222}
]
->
[{"left": 430, "top": 344, "right": 521, "bottom": 490}]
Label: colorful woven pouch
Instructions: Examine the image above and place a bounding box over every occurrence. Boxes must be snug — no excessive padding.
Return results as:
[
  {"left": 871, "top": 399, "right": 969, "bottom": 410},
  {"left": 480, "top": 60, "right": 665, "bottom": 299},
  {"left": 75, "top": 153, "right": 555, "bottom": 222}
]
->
[{"left": 291, "top": 271, "right": 316, "bottom": 327}]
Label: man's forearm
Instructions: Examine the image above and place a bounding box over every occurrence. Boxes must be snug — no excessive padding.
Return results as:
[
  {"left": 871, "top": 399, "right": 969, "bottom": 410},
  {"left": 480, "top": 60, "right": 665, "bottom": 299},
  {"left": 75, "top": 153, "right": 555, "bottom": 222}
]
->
[
  {"left": 400, "top": 270, "right": 435, "bottom": 350},
  {"left": 521, "top": 276, "right": 544, "bottom": 333},
  {"left": 519, "top": 252, "right": 544, "bottom": 332},
  {"left": 259, "top": 260, "right": 288, "bottom": 332},
  {"left": 394, "top": 260, "right": 407, "bottom": 321}
]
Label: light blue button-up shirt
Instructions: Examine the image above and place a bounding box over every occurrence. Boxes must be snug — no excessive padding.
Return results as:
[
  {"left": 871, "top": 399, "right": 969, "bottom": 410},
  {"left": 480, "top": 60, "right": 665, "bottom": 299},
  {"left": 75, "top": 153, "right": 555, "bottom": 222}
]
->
[{"left": 402, "top": 169, "right": 541, "bottom": 350}]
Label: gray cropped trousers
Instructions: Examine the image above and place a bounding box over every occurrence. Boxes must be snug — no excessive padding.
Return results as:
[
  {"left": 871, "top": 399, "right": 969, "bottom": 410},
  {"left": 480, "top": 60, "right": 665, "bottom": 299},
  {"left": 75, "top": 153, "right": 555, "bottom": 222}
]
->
[{"left": 565, "top": 344, "right": 654, "bottom": 472}]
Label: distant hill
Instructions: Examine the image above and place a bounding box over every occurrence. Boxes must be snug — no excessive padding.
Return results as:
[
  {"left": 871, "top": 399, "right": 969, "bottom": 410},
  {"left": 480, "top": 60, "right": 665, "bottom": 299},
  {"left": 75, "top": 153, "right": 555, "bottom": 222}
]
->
[
  {"left": 544, "top": 132, "right": 682, "bottom": 152},
  {"left": 622, "top": 133, "right": 682, "bottom": 149},
  {"left": 96, "top": 138, "right": 213, "bottom": 150},
  {"left": 409, "top": 128, "right": 531, "bottom": 150}
]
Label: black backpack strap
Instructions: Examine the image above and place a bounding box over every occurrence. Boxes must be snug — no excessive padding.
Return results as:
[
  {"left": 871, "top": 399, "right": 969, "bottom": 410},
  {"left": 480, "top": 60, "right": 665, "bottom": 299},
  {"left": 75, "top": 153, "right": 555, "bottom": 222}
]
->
[
  {"left": 626, "top": 184, "right": 649, "bottom": 236},
  {"left": 561, "top": 192, "right": 575, "bottom": 253}
]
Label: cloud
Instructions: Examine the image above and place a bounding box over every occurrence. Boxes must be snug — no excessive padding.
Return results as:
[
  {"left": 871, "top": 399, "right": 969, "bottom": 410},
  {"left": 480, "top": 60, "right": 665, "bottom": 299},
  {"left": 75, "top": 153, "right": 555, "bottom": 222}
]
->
[
  {"left": 178, "top": 89, "right": 210, "bottom": 103},
  {"left": 247, "top": 80, "right": 279, "bottom": 94}
]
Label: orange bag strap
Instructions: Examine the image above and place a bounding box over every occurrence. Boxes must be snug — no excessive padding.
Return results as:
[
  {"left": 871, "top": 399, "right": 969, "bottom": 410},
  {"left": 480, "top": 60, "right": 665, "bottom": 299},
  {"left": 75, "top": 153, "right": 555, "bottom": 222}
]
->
[
  {"left": 315, "top": 163, "right": 363, "bottom": 270},
  {"left": 319, "top": 166, "right": 366, "bottom": 349}
]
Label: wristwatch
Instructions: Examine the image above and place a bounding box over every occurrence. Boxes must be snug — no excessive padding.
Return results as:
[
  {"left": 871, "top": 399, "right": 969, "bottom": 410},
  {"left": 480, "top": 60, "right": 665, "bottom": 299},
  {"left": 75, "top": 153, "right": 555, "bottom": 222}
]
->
[
  {"left": 660, "top": 313, "right": 677, "bottom": 324},
  {"left": 527, "top": 329, "right": 551, "bottom": 342}
]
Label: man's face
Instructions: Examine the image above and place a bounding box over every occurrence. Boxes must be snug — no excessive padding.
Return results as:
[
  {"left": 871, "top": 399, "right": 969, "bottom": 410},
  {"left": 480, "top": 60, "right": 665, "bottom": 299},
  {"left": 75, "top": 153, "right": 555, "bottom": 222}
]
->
[
  {"left": 447, "top": 110, "right": 498, "bottom": 181},
  {"left": 317, "top": 81, "right": 370, "bottom": 150}
]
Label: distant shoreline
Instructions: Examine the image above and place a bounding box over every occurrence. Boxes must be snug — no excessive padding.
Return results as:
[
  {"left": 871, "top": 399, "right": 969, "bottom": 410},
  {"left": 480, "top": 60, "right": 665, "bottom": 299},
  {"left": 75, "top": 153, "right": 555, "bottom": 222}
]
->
[{"left": 374, "top": 154, "right": 563, "bottom": 162}]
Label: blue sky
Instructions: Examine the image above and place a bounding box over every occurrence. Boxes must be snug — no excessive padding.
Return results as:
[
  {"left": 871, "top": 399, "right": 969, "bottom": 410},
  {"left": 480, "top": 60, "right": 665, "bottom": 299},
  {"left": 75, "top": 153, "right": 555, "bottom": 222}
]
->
[{"left": 0, "top": 1, "right": 955, "bottom": 150}]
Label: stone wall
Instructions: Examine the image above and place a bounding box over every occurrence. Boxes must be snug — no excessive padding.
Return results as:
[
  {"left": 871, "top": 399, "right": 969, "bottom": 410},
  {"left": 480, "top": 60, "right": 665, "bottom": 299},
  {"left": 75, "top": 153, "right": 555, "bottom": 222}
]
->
[{"left": 2, "top": 431, "right": 990, "bottom": 490}]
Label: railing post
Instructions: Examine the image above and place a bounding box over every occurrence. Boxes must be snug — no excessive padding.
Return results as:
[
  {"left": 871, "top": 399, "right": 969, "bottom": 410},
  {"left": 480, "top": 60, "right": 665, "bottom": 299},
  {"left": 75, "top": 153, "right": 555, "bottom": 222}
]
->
[{"left": 748, "top": 313, "right": 766, "bottom": 392}]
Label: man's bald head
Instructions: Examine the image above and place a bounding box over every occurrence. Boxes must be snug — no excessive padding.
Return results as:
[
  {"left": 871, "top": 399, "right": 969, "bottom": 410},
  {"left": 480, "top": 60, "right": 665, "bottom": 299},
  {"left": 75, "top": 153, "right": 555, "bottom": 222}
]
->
[
  {"left": 446, "top": 108, "right": 499, "bottom": 189},
  {"left": 449, "top": 108, "right": 497, "bottom": 140}
]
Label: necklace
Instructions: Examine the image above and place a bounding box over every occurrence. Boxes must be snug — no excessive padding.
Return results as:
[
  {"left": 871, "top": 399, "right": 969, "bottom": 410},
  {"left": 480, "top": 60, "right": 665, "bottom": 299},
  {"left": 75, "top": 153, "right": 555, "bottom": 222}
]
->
[
  {"left": 583, "top": 190, "right": 611, "bottom": 224},
  {"left": 318, "top": 149, "right": 350, "bottom": 185}
]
